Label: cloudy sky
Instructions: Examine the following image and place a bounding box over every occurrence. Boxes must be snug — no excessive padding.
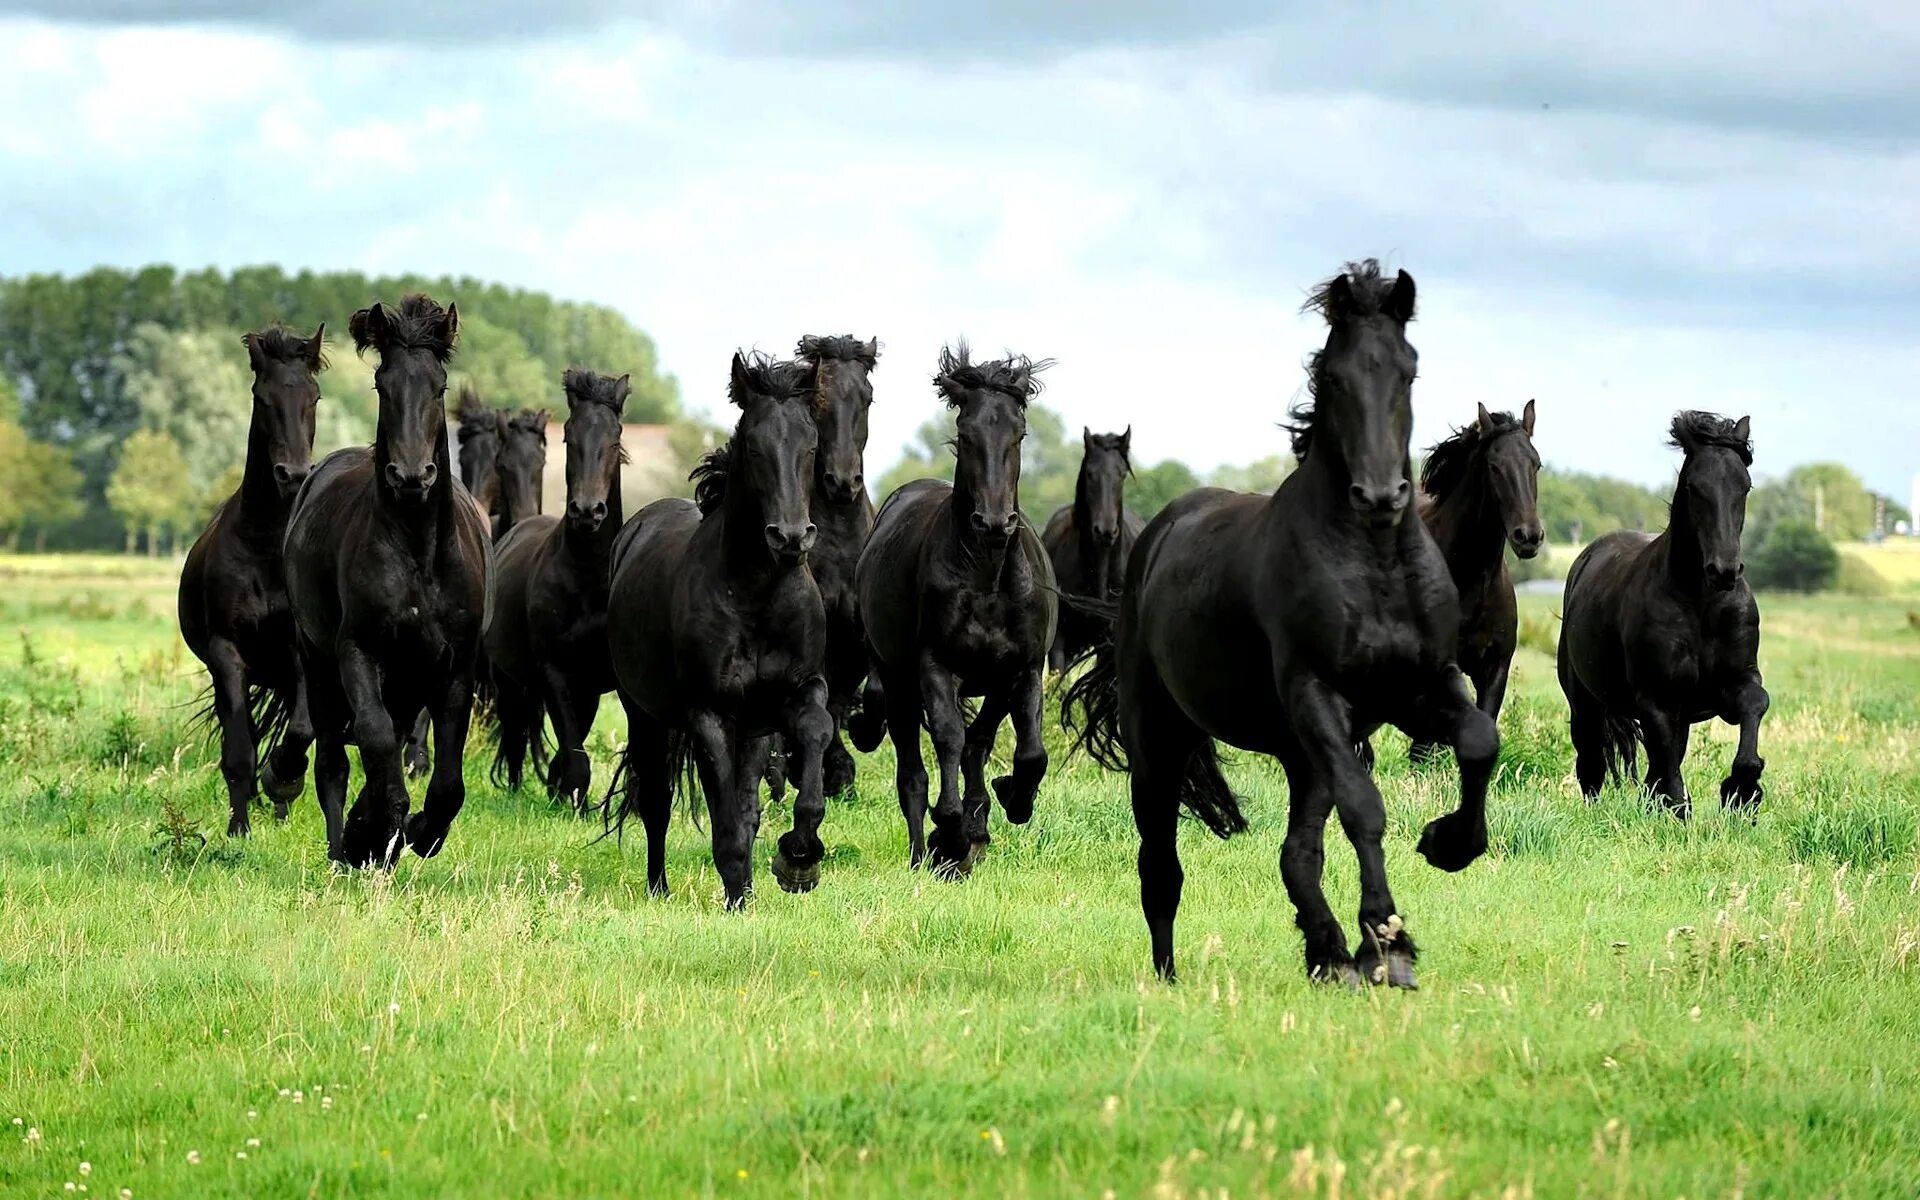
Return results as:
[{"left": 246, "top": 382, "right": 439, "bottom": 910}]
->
[{"left": 3, "top": 2, "right": 1916, "bottom": 498}]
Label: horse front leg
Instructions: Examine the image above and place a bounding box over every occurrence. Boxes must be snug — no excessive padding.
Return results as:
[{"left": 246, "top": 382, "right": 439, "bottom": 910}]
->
[
  {"left": 771, "top": 676, "right": 834, "bottom": 894},
  {"left": 407, "top": 672, "right": 474, "bottom": 859},
  {"left": 959, "top": 692, "right": 1010, "bottom": 856},
  {"left": 1399, "top": 668, "right": 1500, "bottom": 873},
  {"left": 541, "top": 664, "right": 587, "bottom": 808},
  {"left": 204, "top": 639, "right": 258, "bottom": 838},
  {"left": 262, "top": 653, "right": 312, "bottom": 821},
  {"left": 918, "top": 652, "right": 971, "bottom": 876},
  {"left": 685, "top": 710, "right": 749, "bottom": 909},
  {"left": 1638, "top": 707, "right": 1692, "bottom": 819},
  {"left": 993, "top": 664, "right": 1049, "bottom": 827},
  {"left": 1284, "top": 672, "right": 1416, "bottom": 989},
  {"left": 1719, "top": 672, "right": 1769, "bottom": 813},
  {"left": 335, "top": 644, "right": 406, "bottom": 868}
]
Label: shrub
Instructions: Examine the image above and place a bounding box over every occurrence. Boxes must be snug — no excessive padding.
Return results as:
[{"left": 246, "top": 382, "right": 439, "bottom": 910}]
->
[
  {"left": 1747, "top": 519, "right": 1839, "bottom": 592},
  {"left": 1835, "top": 552, "right": 1889, "bottom": 597}
]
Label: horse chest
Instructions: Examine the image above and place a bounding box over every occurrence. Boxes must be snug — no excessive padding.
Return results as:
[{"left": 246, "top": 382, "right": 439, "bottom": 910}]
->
[{"left": 1329, "top": 577, "right": 1422, "bottom": 675}]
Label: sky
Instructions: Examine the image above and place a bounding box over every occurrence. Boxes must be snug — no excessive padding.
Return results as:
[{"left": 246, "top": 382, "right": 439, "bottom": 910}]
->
[{"left": 3, "top": 2, "right": 1917, "bottom": 499}]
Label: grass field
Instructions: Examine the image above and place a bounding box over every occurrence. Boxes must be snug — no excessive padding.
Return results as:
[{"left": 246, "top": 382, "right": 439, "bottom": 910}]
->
[{"left": 3, "top": 553, "right": 1919, "bottom": 1198}]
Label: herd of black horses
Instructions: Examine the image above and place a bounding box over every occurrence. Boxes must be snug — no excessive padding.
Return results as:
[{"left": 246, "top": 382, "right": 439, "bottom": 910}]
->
[{"left": 175, "top": 260, "right": 1769, "bottom": 987}]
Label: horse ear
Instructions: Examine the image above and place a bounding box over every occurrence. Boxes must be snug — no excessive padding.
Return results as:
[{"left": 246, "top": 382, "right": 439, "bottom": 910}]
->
[
  {"left": 441, "top": 302, "right": 460, "bottom": 350},
  {"left": 241, "top": 331, "right": 267, "bottom": 373},
  {"left": 1324, "top": 273, "right": 1355, "bottom": 320},
  {"left": 864, "top": 337, "right": 881, "bottom": 364},
  {"left": 1121, "top": 425, "right": 1132, "bottom": 454},
  {"left": 1522, "top": 399, "right": 1537, "bottom": 436},
  {"left": 728, "top": 352, "right": 753, "bottom": 407},
  {"left": 1083, "top": 426, "right": 1094, "bottom": 448},
  {"left": 1476, "top": 403, "right": 1496, "bottom": 435},
  {"left": 613, "top": 373, "right": 632, "bottom": 415},
  {"left": 305, "top": 323, "right": 327, "bottom": 372},
  {"left": 533, "top": 410, "right": 550, "bottom": 435},
  {"left": 1385, "top": 269, "right": 1417, "bottom": 324},
  {"left": 1733, "top": 415, "right": 1751, "bottom": 443},
  {"left": 349, "top": 302, "right": 388, "bottom": 354}
]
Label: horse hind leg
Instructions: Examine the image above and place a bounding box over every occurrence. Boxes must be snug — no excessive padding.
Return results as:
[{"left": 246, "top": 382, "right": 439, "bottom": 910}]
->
[
  {"left": 1123, "top": 683, "right": 1197, "bottom": 983},
  {"left": 617, "top": 702, "right": 674, "bottom": 897},
  {"left": 1563, "top": 669, "right": 1611, "bottom": 801},
  {"left": 402, "top": 709, "right": 432, "bottom": 779},
  {"left": 205, "top": 640, "right": 258, "bottom": 838},
  {"left": 881, "top": 668, "right": 930, "bottom": 869},
  {"left": 959, "top": 692, "right": 1011, "bottom": 864},
  {"left": 845, "top": 655, "right": 888, "bottom": 754}
]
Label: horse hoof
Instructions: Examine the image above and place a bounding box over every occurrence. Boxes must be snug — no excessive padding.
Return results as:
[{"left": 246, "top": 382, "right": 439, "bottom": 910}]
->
[
  {"left": 272, "top": 801, "right": 292, "bottom": 822},
  {"left": 1357, "top": 948, "right": 1419, "bottom": 990},
  {"left": 227, "top": 816, "right": 250, "bottom": 839},
  {"left": 1416, "top": 813, "right": 1486, "bottom": 873},
  {"left": 403, "top": 752, "right": 431, "bottom": 780},
  {"left": 723, "top": 891, "right": 751, "bottom": 913},
  {"left": 260, "top": 761, "right": 304, "bottom": 804},
  {"left": 1310, "top": 961, "right": 1366, "bottom": 989},
  {"left": 647, "top": 879, "right": 670, "bottom": 899},
  {"left": 992, "top": 777, "right": 1033, "bottom": 825},
  {"left": 771, "top": 849, "right": 821, "bottom": 894},
  {"left": 404, "top": 813, "right": 446, "bottom": 859},
  {"left": 846, "top": 711, "right": 885, "bottom": 754}
]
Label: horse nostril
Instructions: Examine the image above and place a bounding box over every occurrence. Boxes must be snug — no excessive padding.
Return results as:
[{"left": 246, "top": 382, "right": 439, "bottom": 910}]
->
[
  {"left": 850, "top": 474, "right": 864, "bottom": 490},
  {"left": 1392, "top": 480, "right": 1411, "bottom": 507},
  {"left": 420, "top": 462, "right": 438, "bottom": 487}
]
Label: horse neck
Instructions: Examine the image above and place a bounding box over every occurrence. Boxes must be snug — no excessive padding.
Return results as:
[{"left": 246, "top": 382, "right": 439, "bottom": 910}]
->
[
  {"left": 1426, "top": 468, "right": 1506, "bottom": 590},
  {"left": 235, "top": 419, "right": 290, "bottom": 536},
  {"left": 1657, "top": 477, "right": 1705, "bottom": 589}
]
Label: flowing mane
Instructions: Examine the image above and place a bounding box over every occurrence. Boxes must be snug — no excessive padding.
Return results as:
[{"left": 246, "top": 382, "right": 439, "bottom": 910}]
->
[
  {"left": 690, "top": 444, "right": 731, "bottom": 516},
  {"left": 349, "top": 292, "right": 458, "bottom": 363},
  {"left": 562, "top": 368, "right": 631, "bottom": 413},
  {"left": 796, "top": 335, "right": 880, "bottom": 368},
  {"left": 453, "top": 385, "right": 496, "bottom": 442},
  {"left": 1421, "top": 410, "right": 1522, "bottom": 502},
  {"left": 933, "top": 341, "right": 1051, "bottom": 407},
  {"left": 1670, "top": 411, "right": 1754, "bottom": 466},
  {"left": 243, "top": 325, "right": 328, "bottom": 371},
  {"left": 1289, "top": 258, "right": 1414, "bottom": 459}
]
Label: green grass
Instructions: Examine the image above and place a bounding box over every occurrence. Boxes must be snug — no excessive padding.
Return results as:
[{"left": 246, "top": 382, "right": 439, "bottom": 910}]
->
[{"left": 3, "top": 554, "right": 1919, "bottom": 1197}]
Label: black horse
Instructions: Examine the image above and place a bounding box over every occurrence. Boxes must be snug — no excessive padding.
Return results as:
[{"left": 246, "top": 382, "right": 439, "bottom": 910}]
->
[
  {"left": 1399, "top": 402, "right": 1544, "bottom": 763},
  {"left": 1558, "top": 412, "right": 1767, "bottom": 817},
  {"left": 178, "top": 324, "right": 326, "bottom": 837},
  {"left": 406, "top": 395, "right": 545, "bottom": 778},
  {"left": 794, "top": 334, "right": 880, "bottom": 798},
  {"left": 1065, "top": 260, "right": 1498, "bottom": 987},
  {"left": 1041, "top": 427, "right": 1144, "bottom": 673},
  {"left": 488, "top": 369, "right": 629, "bottom": 805},
  {"left": 604, "top": 352, "right": 834, "bottom": 906},
  {"left": 284, "top": 294, "right": 493, "bottom": 867},
  {"left": 848, "top": 343, "right": 1058, "bottom": 874}
]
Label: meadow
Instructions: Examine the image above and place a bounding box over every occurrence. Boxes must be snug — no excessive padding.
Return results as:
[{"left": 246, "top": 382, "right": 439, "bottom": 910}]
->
[{"left": 3, "top": 552, "right": 1918, "bottom": 1198}]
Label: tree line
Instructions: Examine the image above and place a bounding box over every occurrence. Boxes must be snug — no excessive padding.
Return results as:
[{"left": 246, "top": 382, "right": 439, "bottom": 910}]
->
[
  {"left": 0, "top": 265, "right": 682, "bottom": 550},
  {"left": 0, "top": 265, "right": 1909, "bottom": 575}
]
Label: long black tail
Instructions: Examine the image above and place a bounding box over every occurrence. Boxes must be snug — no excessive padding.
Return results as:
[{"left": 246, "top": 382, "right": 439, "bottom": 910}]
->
[
  {"left": 190, "top": 681, "right": 293, "bottom": 765},
  {"left": 1602, "top": 715, "right": 1642, "bottom": 785},
  {"left": 486, "top": 691, "right": 550, "bottom": 790},
  {"left": 1060, "top": 608, "right": 1247, "bottom": 840},
  {"left": 598, "top": 727, "right": 702, "bottom": 841}
]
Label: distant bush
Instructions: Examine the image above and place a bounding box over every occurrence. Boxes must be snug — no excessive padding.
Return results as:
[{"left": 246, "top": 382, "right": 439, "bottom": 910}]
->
[
  {"left": 1835, "top": 553, "right": 1890, "bottom": 597},
  {"left": 1509, "top": 544, "right": 1556, "bottom": 584},
  {"left": 1748, "top": 520, "right": 1839, "bottom": 592}
]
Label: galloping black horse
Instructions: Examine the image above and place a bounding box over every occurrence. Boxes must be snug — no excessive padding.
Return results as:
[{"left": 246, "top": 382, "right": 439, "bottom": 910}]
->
[
  {"left": 406, "top": 394, "right": 545, "bottom": 778},
  {"left": 285, "top": 294, "right": 493, "bottom": 867},
  {"left": 1559, "top": 412, "right": 1767, "bottom": 817},
  {"left": 488, "top": 369, "right": 629, "bottom": 804},
  {"left": 794, "top": 334, "right": 880, "bottom": 798},
  {"left": 1041, "top": 427, "right": 1143, "bottom": 673},
  {"left": 849, "top": 343, "right": 1058, "bottom": 874},
  {"left": 1399, "top": 402, "right": 1543, "bottom": 763},
  {"left": 1066, "top": 261, "right": 1497, "bottom": 986},
  {"left": 604, "top": 352, "right": 834, "bottom": 906},
  {"left": 179, "top": 324, "right": 326, "bottom": 837}
]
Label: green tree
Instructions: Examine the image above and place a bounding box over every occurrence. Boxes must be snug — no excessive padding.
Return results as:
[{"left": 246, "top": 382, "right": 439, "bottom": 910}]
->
[
  {"left": 20, "top": 438, "right": 85, "bottom": 551},
  {"left": 452, "top": 313, "right": 550, "bottom": 413},
  {"left": 1750, "top": 463, "right": 1880, "bottom": 544},
  {"left": 1207, "top": 455, "right": 1295, "bottom": 495},
  {"left": 116, "top": 323, "right": 253, "bottom": 489},
  {"left": 1747, "top": 519, "right": 1839, "bottom": 592},
  {"left": 874, "top": 402, "right": 1079, "bottom": 520},
  {"left": 0, "top": 421, "right": 27, "bottom": 546},
  {"left": 106, "top": 429, "right": 194, "bottom": 555},
  {"left": 1128, "top": 459, "right": 1200, "bottom": 519}
]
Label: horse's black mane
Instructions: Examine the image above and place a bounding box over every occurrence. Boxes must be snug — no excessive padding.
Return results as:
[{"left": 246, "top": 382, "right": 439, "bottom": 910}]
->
[
  {"left": 691, "top": 444, "right": 731, "bottom": 516},
  {"left": 1670, "top": 411, "right": 1753, "bottom": 466},
  {"left": 350, "top": 293, "right": 458, "bottom": 362},
  {"left": 507, "top": 408, "right": 548, "bottom": 433},
  {"left": 1421, "top": 411, "right": 1522, "bottom": 501},
  {"left": 563, "top": 368, "right": 630, "bottom": 413},
  {"left": 244, "top": 325, "right": 328, "bottom": 372},
  {"left": 1290, "top": 259, "right": 1412, "bottom": 459},
  {"left": 729, "top": 352, "right": 814, "bottom": 407},
  {"left": 1084, "top": 431, "right": 1133, "bottom": 472},
  {"left": 933, "top": 341, "right": 1051, "bottom": 408},
  {"left": 453, "top": 384, "right": 495, "bottom": 441},
  {"left": 796, "top": 335, "right": 879, "bottom": 368}
]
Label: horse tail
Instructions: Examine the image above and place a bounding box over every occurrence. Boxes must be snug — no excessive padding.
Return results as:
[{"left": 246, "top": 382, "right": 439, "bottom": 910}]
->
[
  {"left": 1059, "top": 608, "right": 1125, "bottom": 772},
  {"left": 596, "top": 751, "right": 632, "bottom": 842},
  {"left": 1602, "top": 716, "right": 1642, "bottom": 785},
  {"left": 667, "top": 728, "right": 704, "bottom": 830},
  {"left": 186, "top": 681, "right": 291, "bottom": 762},
  {"left": 1060, "top": 599, "right": 1248, "bottom": 840}
]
